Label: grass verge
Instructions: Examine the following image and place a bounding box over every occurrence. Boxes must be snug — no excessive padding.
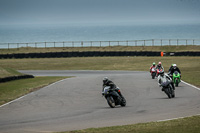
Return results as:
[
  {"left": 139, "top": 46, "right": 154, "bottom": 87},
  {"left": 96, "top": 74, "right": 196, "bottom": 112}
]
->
[
  {"left": 0, "top": 76, "right": 69, "bottom": 105},
  {"left": 58, "top": 115, "right": 200, "bottom": 133},
  {"left": 0, "top": 57, "right": 200, "bottom": 87},
  {"left": 0, "top": 45, "right": 200, "bottom": 54},
  {"left": 0, "top": 67, "right": 23, "bottom": 78}
]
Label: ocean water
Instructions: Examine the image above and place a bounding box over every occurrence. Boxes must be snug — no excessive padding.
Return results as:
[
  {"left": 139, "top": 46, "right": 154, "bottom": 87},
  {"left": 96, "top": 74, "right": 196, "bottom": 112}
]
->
[{"left": 0, "top": 23, "right": 200, "bottom": 48}]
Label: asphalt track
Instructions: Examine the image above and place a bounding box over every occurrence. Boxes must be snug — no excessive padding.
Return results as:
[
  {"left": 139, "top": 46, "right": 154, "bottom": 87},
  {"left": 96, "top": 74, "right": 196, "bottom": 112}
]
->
[{"left": 0, "top": 70, "right": 200, "bottom": 133}]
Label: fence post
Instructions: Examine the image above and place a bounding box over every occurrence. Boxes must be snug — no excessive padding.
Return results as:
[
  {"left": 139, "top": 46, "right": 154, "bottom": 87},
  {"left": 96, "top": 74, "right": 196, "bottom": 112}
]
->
[
  {"left": 54, "top": 42, "right": 55, "bottom": 48},
  {"left": 17, "top": 43, "right": 19, "bottom": 49},
  {"left": 45, "top": 42, "right": 46, "bottom": 48},
  {"left": 186, "top": 40, "right": 187, "bottom": 46},
  {"left": 91, "top": 41, "right": 92, "bottom": 47},
  {"left": 109, "top": 41, "right": 110, "bottom": 47},
  {"left": 169, "top": 39, "right": 171, "bottom": 46},
  {"left": 127, "top": 41, "right": 128, "bottom": 46},
  {"left": 81, "top": 41, "right": 83, "bottom": 47},
  {"left": 152, "top": 39, "right": 154, "bottom": 46},
  {"left": 100, "top": 41, "right": 101, "bottom": 47},
  {"left": 63, "top": 42, "right": 65, "bottom": 47},
  {"left": 118, "top": 41, "right": 119, "bottom": 46},
  {"left": 135, "top": 40, "right": 137, "bottom": 46},
  {"left": 193, "top": 40, "right": 194, "bottom": 45},
  {"left": 177, "top": 39, "right": 179, "bottom": 46},
  {"left": 161, "top": 40, "right": 162, "bottom": 46},
  {"left": 144, "top": 40, "right": 145, "bottom": 46},
  {"left": 8, "top": 43, "right": 9, "bottom": 49},
  {"left": 72, "top": 42, "right": 74, "bottom": 47}
]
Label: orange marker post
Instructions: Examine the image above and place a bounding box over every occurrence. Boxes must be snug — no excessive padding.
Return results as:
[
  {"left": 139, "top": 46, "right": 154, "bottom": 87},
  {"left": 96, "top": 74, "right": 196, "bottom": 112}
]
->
[{"left": 161, "top": 52, "right": 164, "bottom": 57}]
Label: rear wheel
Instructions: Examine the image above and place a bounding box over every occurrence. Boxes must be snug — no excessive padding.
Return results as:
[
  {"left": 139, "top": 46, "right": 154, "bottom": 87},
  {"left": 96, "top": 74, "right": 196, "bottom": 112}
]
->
[
  {"left": 120, "top": 97, "right": 126, "bottom": 107},
  {"left": 107, "top": 96, "right": 115, "bottom": 108}
]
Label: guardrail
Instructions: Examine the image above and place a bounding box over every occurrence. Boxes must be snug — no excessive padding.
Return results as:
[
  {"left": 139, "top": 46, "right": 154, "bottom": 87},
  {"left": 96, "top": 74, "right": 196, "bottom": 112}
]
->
[{"left": 0, "top": 39, "right": 200, "bottom": 49}]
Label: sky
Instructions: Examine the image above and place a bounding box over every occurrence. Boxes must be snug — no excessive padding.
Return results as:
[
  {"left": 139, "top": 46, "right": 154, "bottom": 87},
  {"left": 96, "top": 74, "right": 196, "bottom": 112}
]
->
[{"left": 0, "top": 0, "right": 200, "bottom": 25}]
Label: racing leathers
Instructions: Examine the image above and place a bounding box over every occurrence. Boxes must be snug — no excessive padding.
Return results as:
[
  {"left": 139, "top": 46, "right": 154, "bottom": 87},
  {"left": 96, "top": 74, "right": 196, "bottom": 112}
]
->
[
  {"left": 150, "top": 65, "right": 156, "bottom": 73},
  {"left": 102, "top": 80, "right": 124, "bottom": 98},
  {"left": 169, "top": 67, "right": 181, "bottom": 76}
]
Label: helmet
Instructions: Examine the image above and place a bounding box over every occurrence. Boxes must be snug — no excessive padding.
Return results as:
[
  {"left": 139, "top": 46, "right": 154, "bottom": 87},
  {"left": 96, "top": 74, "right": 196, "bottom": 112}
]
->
[
  {"left": 158, "top": 62, "right": 162, "bottom": 67},
  {"left": 153, "top": 62, "right": 155, "bottom": 66},
  {"left": 103, "top": 77, "right": 108, "bottom": 84},
  {"left": 173, "top": 64, "right": 177, "bottom": 69},
  {"left": 159, "top": 70, "right": 164, "bottom": 76}
]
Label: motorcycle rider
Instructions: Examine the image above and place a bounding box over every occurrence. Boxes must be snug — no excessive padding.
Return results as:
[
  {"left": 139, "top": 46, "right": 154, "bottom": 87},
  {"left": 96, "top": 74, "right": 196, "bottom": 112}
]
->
[
  {"left": 102, "top": 77, "right": 124, "bottom": 99},
  {"left": 169, "top": 64, "right": 181, "bottom": 77},
  {"left": 149, "top": 62, "right": 156, "bottom": 74},
  {"left": 156, "top": 62, "right": 164, "bottom": 77},
  {"left": 156, "top": 62, "right": 164, "bottom": 70},
  {"left": 158, "top": 70, "right": 175, "bottom": 91}
]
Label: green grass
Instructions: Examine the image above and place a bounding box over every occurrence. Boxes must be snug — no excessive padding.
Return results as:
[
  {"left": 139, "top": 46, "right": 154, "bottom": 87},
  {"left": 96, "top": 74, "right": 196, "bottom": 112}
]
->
[
  {"left": 0, "top": 76, "right": 68, "bottom": 105},
  {"left": 59, "top": 115, "right": 200, "bottom": 133},
  {"left": 0, "top": 67, "right": 23, "bottom": 78},
  {"left": 0, "top": 57, "right": 200, "bottom": 87},
  {"left": 0, "top": 45, "right": 200, "bottom": 54}
]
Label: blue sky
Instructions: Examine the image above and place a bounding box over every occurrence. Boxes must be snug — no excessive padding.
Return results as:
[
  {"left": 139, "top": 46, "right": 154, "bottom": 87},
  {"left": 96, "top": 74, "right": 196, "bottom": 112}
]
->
[{"left": 0, "top": 0, "right": 200, "bottom": 25}]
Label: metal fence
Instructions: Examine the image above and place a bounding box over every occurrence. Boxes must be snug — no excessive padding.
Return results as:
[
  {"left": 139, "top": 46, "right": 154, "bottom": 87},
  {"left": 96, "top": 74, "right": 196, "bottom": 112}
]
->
[{"left": 0, "top": 39, "right": 200, "bottom": 49}]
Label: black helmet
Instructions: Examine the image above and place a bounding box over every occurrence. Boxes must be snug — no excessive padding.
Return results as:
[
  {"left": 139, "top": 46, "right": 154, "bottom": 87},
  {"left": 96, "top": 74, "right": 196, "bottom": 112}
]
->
[
  {"left": 159, "top": 70, "right": 164, "bottom": 76},
  {"left": 103, "top": 77, "right": 109, "bottom": 84}
]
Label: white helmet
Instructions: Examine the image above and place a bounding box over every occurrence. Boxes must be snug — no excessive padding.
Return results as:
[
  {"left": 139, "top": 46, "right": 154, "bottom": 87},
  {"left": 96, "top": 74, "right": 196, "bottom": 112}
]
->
[{"left": 173, "top": 64, "right": 177, "bottom": 69}]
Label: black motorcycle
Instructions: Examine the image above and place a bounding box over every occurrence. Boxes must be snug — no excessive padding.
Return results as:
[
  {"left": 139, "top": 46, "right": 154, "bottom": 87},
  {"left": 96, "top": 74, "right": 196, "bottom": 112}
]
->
[
  {"left": 102, "top": 86, "right": 126, "bottom": 108},
  {"left": 160, "top": 80, "right": 175, "bottom": 99}
]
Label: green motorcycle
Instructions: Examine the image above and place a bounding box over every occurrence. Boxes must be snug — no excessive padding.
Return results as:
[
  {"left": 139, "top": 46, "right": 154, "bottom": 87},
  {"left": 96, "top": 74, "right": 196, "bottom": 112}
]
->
[{"left": 173, "top": 71, "right": 181, "bottom": 87}]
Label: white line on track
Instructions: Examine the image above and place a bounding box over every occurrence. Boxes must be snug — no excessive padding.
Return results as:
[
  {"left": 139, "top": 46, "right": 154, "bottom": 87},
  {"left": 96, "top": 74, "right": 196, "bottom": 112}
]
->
[
  {"left": 156, "top": 80, "right": 200, "bottom": 122},
  {"left": 157, "top": 114, "right": 200, "bottom": 122},
  {"left": 181, "top": 80, "right": 200, "bottom": 91},
  {"left": 0, "top": 78, "right": 68, "bottom": 108}
]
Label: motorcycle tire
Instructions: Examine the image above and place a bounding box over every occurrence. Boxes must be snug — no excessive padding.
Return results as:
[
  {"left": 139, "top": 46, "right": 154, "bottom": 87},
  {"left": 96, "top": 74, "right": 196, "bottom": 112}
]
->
[
  {"left": 107, "top": 96, "right": 115, "bottom": 108},
  {"left": 120, "top": 97, "right": 126, "bottom": 107},
  {"left": 171, "top": 87, "right": 175, "bottom": 98},
  {"left": 164, "top": 88, "right": 171, "bottom": 99},
  {"left": 175, "top": 79, "right": 179, "bottom": 87},
  {"left": 152, "top": 73, "right": 156, "bottom": 79}
]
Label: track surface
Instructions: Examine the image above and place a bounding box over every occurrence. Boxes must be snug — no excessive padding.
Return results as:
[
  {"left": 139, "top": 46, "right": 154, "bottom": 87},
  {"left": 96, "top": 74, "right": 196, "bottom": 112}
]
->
[{"left": 0, "top": 70, "right": 200, "bottom": 133}]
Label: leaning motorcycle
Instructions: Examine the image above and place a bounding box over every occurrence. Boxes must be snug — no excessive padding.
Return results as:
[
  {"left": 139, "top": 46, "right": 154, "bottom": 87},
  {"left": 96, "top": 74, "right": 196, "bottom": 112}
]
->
[
  {"left": 102, "top": 86, "right": 126, "bottom": 108},
  {"left": 173, "top": 71, "right": 181, "bottom": 87},
  {"left": 151, "top": 67, "right": 156, "bottom": 79},
  {"left": 160, "top": 80, "right": 175, "bottom": 99}
]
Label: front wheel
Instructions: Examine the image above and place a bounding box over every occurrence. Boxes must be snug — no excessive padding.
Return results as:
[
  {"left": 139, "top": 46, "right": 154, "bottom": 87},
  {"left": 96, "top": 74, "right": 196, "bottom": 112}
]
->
[
  {"left": 106, "top": 96, "right": 115, "bottom": 108},
  {"left": 175, "top": 79, "right": 179, "bottom": 87},
  {"left": 164, "top": 88, "right": 171, "bottom": 99},
  {"left": 152, "top": 73, "right": 156, "bottom": 79}
]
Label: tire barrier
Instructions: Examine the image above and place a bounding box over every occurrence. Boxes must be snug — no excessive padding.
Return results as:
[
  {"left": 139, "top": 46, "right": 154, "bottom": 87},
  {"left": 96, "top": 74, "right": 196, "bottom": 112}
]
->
[
  {"left": 0, "top": 75, "right": 34, "bottom": 83},
  {"left": 0, "top": 51, "right": 199, "bottom": 59}
]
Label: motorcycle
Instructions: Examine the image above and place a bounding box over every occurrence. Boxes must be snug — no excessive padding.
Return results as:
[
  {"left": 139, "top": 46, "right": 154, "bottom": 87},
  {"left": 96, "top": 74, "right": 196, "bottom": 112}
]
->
[
  {"left": 159, "top": 80, "right": 175, "bottom": 99},
  {"left": 173, "top": 71, "right": 181, "bottom": 87},
  {"left": 102, "top": 86, "right": 126, "bottom": 108},
  {"left": 151, "top": 67, "right": 156, "bottom": 79}
]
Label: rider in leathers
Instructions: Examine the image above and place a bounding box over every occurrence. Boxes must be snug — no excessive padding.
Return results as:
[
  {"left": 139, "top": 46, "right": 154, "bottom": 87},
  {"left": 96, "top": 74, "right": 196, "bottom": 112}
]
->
[
  {"left": 102, "top": 77, "right": 124, "bottom": 99},
  {"left": 169, "top": 64, "right": 181, "bottom": 77},
  {"left": 158, "top": 71, "right": 175, "bottom": 91}
]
